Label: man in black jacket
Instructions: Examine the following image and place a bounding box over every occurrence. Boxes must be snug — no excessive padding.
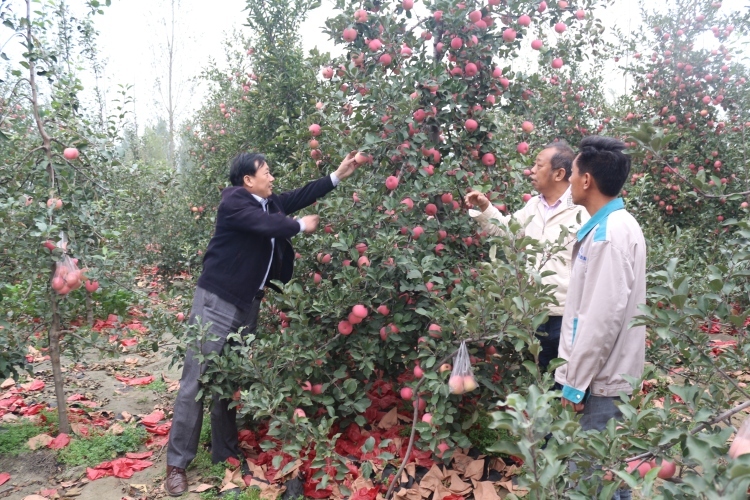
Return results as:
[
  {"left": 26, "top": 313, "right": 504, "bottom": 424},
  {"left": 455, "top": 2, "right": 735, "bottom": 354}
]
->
[{"left": 165, "top": 151, "right": 359, "bottom": 496}]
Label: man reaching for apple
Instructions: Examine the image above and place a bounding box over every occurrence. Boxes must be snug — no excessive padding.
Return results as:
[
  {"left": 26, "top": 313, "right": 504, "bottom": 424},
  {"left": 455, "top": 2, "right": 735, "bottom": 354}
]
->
[
  {"left": 164, "top": 151, "right": 359, "bottom": 496},
  {"left": 556, "top": 136, "right": 645, "bottom": 500},
  {"left": 465, "top": 141, "right": 588, "bottom": 371}
]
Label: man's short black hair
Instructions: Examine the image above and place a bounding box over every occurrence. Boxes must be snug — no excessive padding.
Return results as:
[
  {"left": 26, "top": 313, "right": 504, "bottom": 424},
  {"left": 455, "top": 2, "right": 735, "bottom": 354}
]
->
[
  {"left": 575, "top": 136, "right": 631, "bottom": 197},
  {"left": 229, "top": 153, "right": 267, "bottom": 186},
  {"left": 544, "top": 140, "right": 576, "bottom": 181}
]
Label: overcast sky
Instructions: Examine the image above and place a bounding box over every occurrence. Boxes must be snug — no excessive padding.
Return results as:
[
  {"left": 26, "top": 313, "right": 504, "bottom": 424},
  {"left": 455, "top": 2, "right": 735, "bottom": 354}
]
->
[{"left": 89, "top": 0, "right": 745, "bottom": 133}]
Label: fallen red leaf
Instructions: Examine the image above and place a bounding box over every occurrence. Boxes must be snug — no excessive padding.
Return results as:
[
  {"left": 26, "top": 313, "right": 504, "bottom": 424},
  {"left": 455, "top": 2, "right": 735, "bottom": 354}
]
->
[
  {"left": 226, "top": 457, "right": 240, "bottom": 467},
  {"left": 48, "top": 433, "right": 71, "bottom": 450},
  {"left": 21, "top": 379, "right": 45, "bottom": 391},
  {"left": 0, "top": 473, "right": 9, "bottom": 486},
  {"left": 350, "top": 486, "right": 379, "bottom": 500},
  {"left": 111, "top": 458, "right": 153, "bottom": 478},
  {"left": 120, "top": 338, "right": 139, "bottom": 347},
  {"left": 125, "top": 451, "right": 153, "bottom": 459},
  {"left": 86, "top": 466, "right": 111, "bottom": 481},
  {"left": 115, "top": 375, "right": 154, "bottom": 386},
  {"left": 140, "top": 410, "right": 165, "bottom": 425}
]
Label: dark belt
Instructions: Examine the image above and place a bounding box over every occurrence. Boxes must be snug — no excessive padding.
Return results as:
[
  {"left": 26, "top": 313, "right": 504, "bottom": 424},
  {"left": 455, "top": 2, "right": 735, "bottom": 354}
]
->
[{"left": 255, "top": 289, "right": 265, "bottom": 300}]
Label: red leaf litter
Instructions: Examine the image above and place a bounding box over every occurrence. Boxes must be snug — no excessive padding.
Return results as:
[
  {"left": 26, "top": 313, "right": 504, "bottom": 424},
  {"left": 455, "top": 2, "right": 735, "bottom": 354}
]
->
[
  {"left": 0, "top": 473, "right": 9, "bottom": 486},
  {"left": 20, "top": 379, "right": 45, "bottom": 391},
  {"left": 86, "top": 458, "right": 153, "bottom": 481},
  {"left": 139, "top": 410, "right": 171, "bottom": 448},
  {"left": 115, "top": 375, "right": 154, "bottom": 386},
  {"left": 92, "top": 314, "right": 120, "bottom": 332},
  {"left": 48, "top": 433, "right": 71, "bottom": 450},
  {"left": 119, "top": 338, "right": 139, "bottom": 347},
  {"left": 125, "top": 451, "right": 154, "bottom": 460},
  {"left": 350, "top": 487, "right": 379, "bottom": 500}
]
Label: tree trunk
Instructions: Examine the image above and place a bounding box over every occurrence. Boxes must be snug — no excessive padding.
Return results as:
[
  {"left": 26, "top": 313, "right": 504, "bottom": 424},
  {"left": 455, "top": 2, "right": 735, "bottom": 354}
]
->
[
  {"left": 49, "top": 282, "right": 70, "bottom": 434},
  {"left": 86, "top": 291, "right": 94, "bottom": 327}
]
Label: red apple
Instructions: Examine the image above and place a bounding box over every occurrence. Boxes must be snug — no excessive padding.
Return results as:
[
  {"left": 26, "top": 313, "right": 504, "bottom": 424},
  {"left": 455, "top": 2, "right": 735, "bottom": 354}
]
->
[
  {"left": 449, "top": 375, "right": 465, "bottom": 394},
  {"left": 357, "top": 256, "right": 370, "bottom": 267},
  {"left": 354, "top": 152, "right": 368, "bottom": 164},
  {"left": 84, "top": 280, "right": 99, "bottom": 293},
  {"left": 481, "top": 153, "right": 495, "bottom": 166},
  {"left": 518, "top": 15, "right": 531, "bottom": 26},
  {"left": 552, "top": 58, "right": 564, "bottom": 69},
  {"left": 379, "top": 53, "right": 392, "bottom": 66},
  {"left": 531, "top": 39, "right": 543, "bottom": 50},
  {"left": 412, "top": 226, "right": 424, "bottom": 239},
  {"left": 502, "top": 28, "right": 517, "bottom": 42},
  {"left": 352, "top": 304, "right": 368, "bottom": 319},
  {"left": 377, "top": 305, "right": 390, "bottom": 315},
  {"left": 293, "top": 408, "right": 306, "bottom": 420},
  {"left": 522, "top": 193, "right": 532, "bottom": 202},
  {"left": 425, "top": 204, "right": 438, "bottom": 216},
  {"left": 465, "top": 119, "right": 478, "bottom": 132},
  {"left": 368, "top": 39, "right": 382, "bottom": 52},
  {"left": 468, "top": 10, "right": 482, "bottom": 22},
  {"left": 422, "top": 413, "right": 432, "bottom": 424},
  {"left": 554, "top": 22, "right": 567, "bottom": 33},
  {"left": 450, "top": 37, "right": 463, "bottom": 50},
  {"left": 321, "top": 67, "right": 334, "bottom": 79},
  {"left": 63, "top": 147, "right": 79, "bottom": 160},
  {"left": 464, "top": 62, "right": 478, "bottom": 77},
  {"left": 414, "top": 365, "right": 424, "bottom": 378},
  {"left": 343, "top": 27, "right": 357, "bottom": 42},
  {"left": 338, "top": 320, "right": 353, "bottom": 335},
  {"left": 522, "top": 121, "right": 534, "bottom": 133},
  {"left": 311, "top": 384, "right": 323, "bottom": 395},
  {"left": 309, "top": 124, "right": 321, "bottom": 136},
  {"left": 401, "top": 197, "right": 414, "bottom": 210},
  {"left": 517, "top": 142, "right": 530, "bottom": 154},
  {"left": 400, "top": 387, "right": 414, "bottom": 400},
  {"left": 43, "top": 240, "right": 56, "bottom": 252},
  {"left": 385, "top": 175, "right": 399, "bottom": 190},
  {"left": 462, "top": 376, "right": 478, "bottom": 392}
]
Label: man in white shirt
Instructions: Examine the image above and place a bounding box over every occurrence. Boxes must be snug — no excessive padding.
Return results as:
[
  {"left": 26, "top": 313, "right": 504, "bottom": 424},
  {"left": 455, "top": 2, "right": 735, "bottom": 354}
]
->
[{"left": 465, "top": 142, "right": 589, "bottom": 370}]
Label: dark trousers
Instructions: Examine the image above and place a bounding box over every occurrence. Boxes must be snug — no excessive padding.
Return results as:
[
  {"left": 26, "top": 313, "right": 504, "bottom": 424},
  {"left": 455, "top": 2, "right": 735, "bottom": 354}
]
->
[
  {"left": 167, "top": 287, "right": 261, "bottom": 469},
  {"left": 536, "top": 315, "right": 562, "bottom": 370},
  {"left": 572, "top": 396, "right": 631, "bottom": 500}
]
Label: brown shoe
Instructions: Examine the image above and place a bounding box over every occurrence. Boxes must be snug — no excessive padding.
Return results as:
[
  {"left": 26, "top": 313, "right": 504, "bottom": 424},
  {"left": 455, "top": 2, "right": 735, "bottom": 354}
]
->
[{"left": 165, "top": 465, "right": 187, "bottom": 496}]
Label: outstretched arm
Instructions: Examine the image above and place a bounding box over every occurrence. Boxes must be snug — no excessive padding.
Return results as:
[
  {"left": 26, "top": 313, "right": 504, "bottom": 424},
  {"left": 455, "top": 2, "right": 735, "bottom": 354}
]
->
[{"left": 278, "top": 152, "right": 359, "bottom": 215}]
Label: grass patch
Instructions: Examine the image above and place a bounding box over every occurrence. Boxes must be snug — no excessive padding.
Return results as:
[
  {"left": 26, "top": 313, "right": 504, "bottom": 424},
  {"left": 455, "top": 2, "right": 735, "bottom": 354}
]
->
[
  {"left": 140, "top": 379, "right": 168, "bottom": 393},
  {"left": 0, "top": 410, "right": 58, "bottom": 456},
  {"left": 58, "top": 425, "right": 148, "bottom": 467},
  {"left": 200, "top": 488, "right": 262, "bottom": 500}
]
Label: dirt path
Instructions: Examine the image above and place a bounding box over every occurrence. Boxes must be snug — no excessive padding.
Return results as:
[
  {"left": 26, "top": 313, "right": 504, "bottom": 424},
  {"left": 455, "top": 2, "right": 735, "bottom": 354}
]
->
[{"left": 0, "top": 343, "right": 214, "bottom": 499}]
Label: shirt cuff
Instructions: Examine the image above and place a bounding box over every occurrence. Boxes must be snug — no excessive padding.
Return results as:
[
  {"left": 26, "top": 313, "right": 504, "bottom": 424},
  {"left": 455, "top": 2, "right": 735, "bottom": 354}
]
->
[
  {"left": 562, "top": 385, "right": 586, "bottom": 404},
  {"left": 330, "top": 173, "right": 340, "bottom": 187},
  {"left": 298, "top": 219, "right": 306, "bottom": 233}
]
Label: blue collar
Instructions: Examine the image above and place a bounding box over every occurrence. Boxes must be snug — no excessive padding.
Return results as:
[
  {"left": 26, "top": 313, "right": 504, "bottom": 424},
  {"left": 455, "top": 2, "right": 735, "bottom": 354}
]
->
[{"left": 577, "top": 198, "right": 625, "bottom": 241}]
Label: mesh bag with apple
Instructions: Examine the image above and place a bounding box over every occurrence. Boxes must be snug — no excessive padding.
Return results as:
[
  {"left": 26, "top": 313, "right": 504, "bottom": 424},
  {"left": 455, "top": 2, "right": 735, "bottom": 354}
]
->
[
  {"left": 51, "top": 255, "right": 84, "bottom": 295},
  {"left": 448, "top": 341, "right": 478, "bottom": 394}
]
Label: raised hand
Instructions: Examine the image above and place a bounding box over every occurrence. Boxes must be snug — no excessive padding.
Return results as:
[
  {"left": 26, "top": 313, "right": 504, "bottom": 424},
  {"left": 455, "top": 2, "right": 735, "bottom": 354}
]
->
[
  {"left": 300, "top": 214, "right": 320, "bottom": 234},
  {"left": 333, "top": 151, "right": 360, "bottom": 181},
  {"left": 464, "top": 189, "right": 490, "bottom": 211}
]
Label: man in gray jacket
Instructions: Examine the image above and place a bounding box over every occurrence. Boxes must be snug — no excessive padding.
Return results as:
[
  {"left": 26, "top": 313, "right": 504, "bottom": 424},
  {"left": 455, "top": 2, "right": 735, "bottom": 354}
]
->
[{"left": 555, "top": 136, "right": 646, "bottom": 498}]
